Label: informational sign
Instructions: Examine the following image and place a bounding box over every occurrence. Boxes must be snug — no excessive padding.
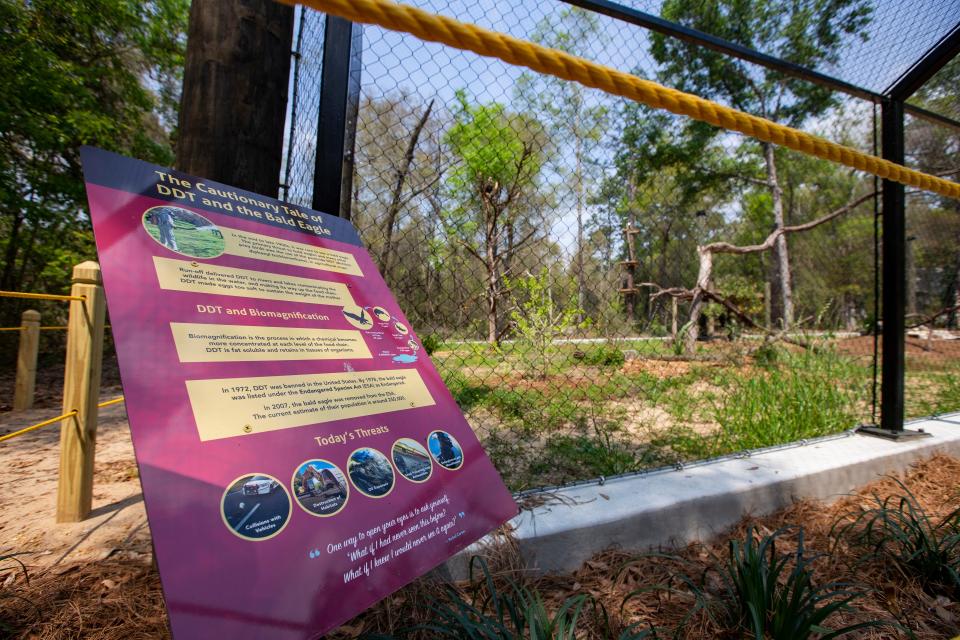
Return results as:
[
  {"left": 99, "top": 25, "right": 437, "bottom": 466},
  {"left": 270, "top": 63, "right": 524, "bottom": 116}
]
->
[{"left": 80, "top": 147, "right": 517, "bottom": 639}]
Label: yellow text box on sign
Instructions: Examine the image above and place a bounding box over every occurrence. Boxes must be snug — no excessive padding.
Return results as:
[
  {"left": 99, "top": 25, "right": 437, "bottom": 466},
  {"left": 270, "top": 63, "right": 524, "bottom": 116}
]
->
[
  {"left": 153, "top": 256, "right": 354, "bottom": 307},
  {"left": 221, "top": 227, "right": 362, "bottom": 276},
  {"left": 185, "top": 369, "right": 435, "bottom": 441},
  {"left": 170, "top": 323, "right": 372, "bottom": 363}
]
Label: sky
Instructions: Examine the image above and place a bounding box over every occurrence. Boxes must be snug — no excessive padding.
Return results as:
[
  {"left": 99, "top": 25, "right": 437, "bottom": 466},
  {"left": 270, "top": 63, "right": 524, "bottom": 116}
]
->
[{"left": 280, "top": 0, "right": 960, "bottom": 253}]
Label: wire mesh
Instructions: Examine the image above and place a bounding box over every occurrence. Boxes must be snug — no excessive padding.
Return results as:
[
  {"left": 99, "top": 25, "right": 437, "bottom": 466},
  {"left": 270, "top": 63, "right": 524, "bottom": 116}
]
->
[
  {"left": 902, "top": 58, "right": 960, "bottom": 419},
  {"left": 281, "top": 1, "right": 903, "bottom": 492}
]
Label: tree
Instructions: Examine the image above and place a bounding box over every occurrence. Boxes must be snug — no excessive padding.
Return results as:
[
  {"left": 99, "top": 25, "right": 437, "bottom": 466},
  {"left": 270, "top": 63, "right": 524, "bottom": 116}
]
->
[
  {"left": 518, "top": 6, "right": 609, "bottom": 322},
  {"left": 176, "top": 0, "right": 293, "bottom": 195},
  {"left": 600, "top": 106, "right": 731, "bottom": 329},
  {"left": 443, "top": 90, "right": 548, "bottom": 343},
  {"left": 650, "top": 0, "right": 872, "bottom": 328},
  {"left": 506, "top": 268, "right": 582, "bottom": 379},
  {"left": 0, "top": 0, "right": 188, "bottom": 323}
]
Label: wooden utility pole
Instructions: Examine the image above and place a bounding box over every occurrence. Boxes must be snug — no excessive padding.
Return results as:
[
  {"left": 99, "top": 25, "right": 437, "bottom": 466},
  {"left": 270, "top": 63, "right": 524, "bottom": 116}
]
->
[
  {"left": 176, "top": 0, "right": 294, "bottom": 195},
  {"left": 57, "top": 262, "right": 106, "bottom": 523},
  {"left": 13, "top": 309, "right": 40, "bottom": 411}
]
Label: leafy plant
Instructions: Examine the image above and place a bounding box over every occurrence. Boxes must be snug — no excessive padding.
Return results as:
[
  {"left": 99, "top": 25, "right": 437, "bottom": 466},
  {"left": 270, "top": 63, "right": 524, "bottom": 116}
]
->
[
  {"left": 832, "top": 477, "right": 960, "bottom": 597},
  {"left": 421, "top": 334, "right": 443, "bottom": 356},
  {"left": 376, "top": 557, "right": 657, "bottom": 639},
  {"left": 672, "top": 321, "right": 694, "bottom": 356},
  {"left": 622, "top": 526, "right": 894, "bottom": 639},
  {"left": 581, "top": 343, "right": 626, "bottom": 367},
  {"left": 710, "top": 350, "right": 862, "bottom": 452},
  {"left": 506, "top": 269, "right": 583, "bottom": 379}
]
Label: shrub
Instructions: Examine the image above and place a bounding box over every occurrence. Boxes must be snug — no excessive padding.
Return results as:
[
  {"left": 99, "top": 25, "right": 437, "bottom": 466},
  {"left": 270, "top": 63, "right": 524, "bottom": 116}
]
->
[
  {"left": 832, "top": 476, "right": 960, "bottom": 597},
  {"left": 581, "top": 343, "right": 626, "bottom": 367},
  {"left": 421, "top": 333, "right": 442, "bottom": 355},
  {"left": 377, "top": 557, "right": 656, "bottom": 639},
  {"left": 621, "top": 526, "right": 894, "bottom": 639},
  {"left": 506, "top": 269, "right": 583, "bottom": 379}
]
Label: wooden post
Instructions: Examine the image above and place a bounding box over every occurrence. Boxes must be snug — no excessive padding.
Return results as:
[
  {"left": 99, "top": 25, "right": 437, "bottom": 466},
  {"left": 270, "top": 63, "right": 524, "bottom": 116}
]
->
[
  {"left": 764, "top": 282, "right": 772, "bottom": 330},
  {"left": 13, "top": 310, "right": 40, "bottom": 411},
  {"left": 671, "top": 297, "right": 678, "bottom": 339},
  {"left": 56, "top": 262, "right": 106, "bottom": 523}
]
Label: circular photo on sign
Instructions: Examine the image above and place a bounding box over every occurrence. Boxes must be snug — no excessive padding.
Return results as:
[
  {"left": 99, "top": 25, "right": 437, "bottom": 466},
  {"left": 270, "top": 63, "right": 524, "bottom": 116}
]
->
[
  {"left": 347, "top": 447, "right": 395, "bottom": 498},
  {"left": 407, "top": 339, "right": 420, "bottom": 352},
  {"left": 393, "top": 321, "right": 409, "bottom": 335},
  {"left": 142, "top": 206, "right": 225, "bottom": 259},
  {"left": 292, "top": 459, "right": 349, "bottom": 517},
  {"left": 372, "top": 306, "right": 391, "bottom": 323},
  {"left": 427, "top": 430, "right": 464, "bottom": 470},
  {"left": 342, "top": 304, "right": 374, "bottom": 330},
  {"left": 391, "top": 438, "right": 433, "bottom": 483},
  {"left": 221, "top": 473, "right": 291, "bottom": 541}
]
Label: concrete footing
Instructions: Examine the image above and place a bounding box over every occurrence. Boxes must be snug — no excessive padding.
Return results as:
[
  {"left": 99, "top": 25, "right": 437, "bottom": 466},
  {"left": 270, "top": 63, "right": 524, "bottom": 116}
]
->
[{"left": 448, "top": 413, "right": 960, "bottom": 577}]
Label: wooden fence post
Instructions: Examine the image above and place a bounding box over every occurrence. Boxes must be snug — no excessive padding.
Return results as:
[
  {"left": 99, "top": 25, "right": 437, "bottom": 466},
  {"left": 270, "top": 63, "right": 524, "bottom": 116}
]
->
[
  {"left": 13, "top": 310, "right": 40, "bottom": 411},
  {"left": 56, "top": 262, "right": 106, "bottom": 523}
]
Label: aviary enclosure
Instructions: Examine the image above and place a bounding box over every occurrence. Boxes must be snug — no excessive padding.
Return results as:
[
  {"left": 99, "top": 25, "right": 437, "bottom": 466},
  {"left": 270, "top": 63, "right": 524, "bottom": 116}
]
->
[{"left": 279, "top": 0, "right": 960, "bottom": 492}]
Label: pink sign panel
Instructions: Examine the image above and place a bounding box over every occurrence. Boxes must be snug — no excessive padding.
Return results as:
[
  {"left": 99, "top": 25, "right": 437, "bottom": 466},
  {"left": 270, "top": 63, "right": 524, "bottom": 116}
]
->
[{"left": 80, "top": 147, "right": 516, "bottom": 639}]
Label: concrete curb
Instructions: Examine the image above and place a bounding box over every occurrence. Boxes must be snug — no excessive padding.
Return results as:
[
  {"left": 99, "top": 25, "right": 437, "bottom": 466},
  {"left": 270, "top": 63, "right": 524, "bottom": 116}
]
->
[{"left": 448, "top": 413, "right": 960, "bottom": 577}]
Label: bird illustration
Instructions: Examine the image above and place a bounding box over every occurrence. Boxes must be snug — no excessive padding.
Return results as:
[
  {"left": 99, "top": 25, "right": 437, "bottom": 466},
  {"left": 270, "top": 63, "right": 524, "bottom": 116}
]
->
[{"left": 343, "top": 308, "right": 370, "bottom": 325}]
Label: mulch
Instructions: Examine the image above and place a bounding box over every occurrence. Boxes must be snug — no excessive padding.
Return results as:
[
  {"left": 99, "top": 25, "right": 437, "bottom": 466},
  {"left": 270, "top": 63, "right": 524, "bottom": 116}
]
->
[{"left": 3, "top": 455, "right": 959, "bottom": 638}]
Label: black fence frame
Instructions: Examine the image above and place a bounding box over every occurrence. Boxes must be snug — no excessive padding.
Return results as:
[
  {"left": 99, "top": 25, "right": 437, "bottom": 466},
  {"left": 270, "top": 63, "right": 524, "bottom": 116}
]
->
[{"left": 305, "top": 1, "right": 960, "bottom": 436}]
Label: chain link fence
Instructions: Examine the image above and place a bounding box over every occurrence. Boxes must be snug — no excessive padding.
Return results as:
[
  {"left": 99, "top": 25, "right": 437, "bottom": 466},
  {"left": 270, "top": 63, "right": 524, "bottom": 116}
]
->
[
  {"left": 278, "top": 1, "right": 960, "bottom": 492},
  {"left": 902, "top": 58, "right": 960, "bottom": 420}
]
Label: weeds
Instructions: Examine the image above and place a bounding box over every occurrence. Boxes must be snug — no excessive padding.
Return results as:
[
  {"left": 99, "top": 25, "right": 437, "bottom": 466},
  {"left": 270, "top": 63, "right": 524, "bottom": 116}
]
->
[{"left": 832, "top": 477, "right": 960, "bottom": 597}]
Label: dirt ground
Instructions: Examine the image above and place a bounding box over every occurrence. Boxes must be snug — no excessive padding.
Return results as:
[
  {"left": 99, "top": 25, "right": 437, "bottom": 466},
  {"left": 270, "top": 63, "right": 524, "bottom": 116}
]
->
[
  {"left": 837, "top": 334, "right": 960, "bottom": 366},
  {"left": 0, "top": 391, "right": 148, "bottom": 574}
]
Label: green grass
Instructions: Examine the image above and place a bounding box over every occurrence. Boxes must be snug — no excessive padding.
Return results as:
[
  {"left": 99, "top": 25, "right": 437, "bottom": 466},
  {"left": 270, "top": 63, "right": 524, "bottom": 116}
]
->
[
  {"left": 436, "top": 340, "right": 906, "bottom": 491},
  {"left": 144, "top": 220, "right": 225, "bottom": 258}
]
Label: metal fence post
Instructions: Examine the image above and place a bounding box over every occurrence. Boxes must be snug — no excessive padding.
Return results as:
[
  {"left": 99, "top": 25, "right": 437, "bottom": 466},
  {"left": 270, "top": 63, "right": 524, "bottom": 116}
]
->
[
  {"left": 56, "top": 262, "right": 106, "bottom": 522},
  {"left": 13, "top": 309, "right": 40, "bottom": 411},
  {"left": 312, "top": 14, "right": 363, "bottom": 219}
]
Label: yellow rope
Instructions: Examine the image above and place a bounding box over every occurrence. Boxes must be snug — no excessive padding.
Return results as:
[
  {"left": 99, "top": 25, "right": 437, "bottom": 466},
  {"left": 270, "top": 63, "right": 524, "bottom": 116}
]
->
[
  {"left": 0, "top": 291, "right": 83, "bottom": 302},
  {"left": 0, "top": 326, "right": 110, "bottom": 332},
  {"left": 0, "top": 326, "right": 70, "bottom": 331},
  {"left": 97, "top": 396, "right": 125, "bottom": 409},
  {"left": 0, "top": 410, "right": 77, "bottom": 444},
  {"left": 286, "top": 0, "right": 960, "bottom": 201},
  {"left": 0, "top": 398, "right": 124, "bottom": 443}
]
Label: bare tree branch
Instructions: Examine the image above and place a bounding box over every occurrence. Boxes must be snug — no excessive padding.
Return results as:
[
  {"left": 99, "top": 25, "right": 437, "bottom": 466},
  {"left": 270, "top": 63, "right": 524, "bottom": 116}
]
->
[{"left": 704, "top": 191, "right": 877, "bottom": 256}]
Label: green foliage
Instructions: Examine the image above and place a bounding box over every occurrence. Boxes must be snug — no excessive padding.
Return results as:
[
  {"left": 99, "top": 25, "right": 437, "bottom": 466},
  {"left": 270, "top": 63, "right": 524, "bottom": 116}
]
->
[
  {"left": 579, "top": 343, "right": 626, "bottom": 367},
  {"left": 0, "top": 0, "right": 188, "bottom": 320},
  {"left": 832, "top": 477, "right": 960, "bottom": 598},
  {"left": 622, "top": 527, "right": 893, "bottom": 639},
  {"left": 653, "top": 0, "right": 872, "bottom": 127},
  {"left": 420, "top": 334, "right": 442, "bottom": 356},
  {"left": 710, "top": 349, "right": 863, "bottom": 452},
  {"left": 143, "top": 220, "right": 225, "bottom": 258},
  {"left": 506, "top": 268, "right": 583, "bottom": 379},
  {"left": 405, "top": 557, "right": 657, "bottom": 639},
  {"left": 671, "top": 321, "right": 694, "bottom": 356},
  {"left": 444, "top": 90, "right": 546, "bottom": 207}
]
